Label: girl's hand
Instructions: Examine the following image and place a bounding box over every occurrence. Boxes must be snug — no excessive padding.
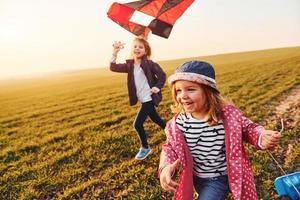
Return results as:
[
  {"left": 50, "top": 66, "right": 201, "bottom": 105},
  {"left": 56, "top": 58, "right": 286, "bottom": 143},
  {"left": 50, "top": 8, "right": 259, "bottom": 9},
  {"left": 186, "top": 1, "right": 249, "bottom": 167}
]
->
[
  {"left": 159, "top": 159, "right": 180, "bottom": 193},
  {"left": 112, "top": 41, "right": 125, "bottom": 55},
  {"left": 260, "top": 130, "right": 282, "bottom": 150},
  {"left": 150, "top": 87, "right": 160, "bottom": 94}
]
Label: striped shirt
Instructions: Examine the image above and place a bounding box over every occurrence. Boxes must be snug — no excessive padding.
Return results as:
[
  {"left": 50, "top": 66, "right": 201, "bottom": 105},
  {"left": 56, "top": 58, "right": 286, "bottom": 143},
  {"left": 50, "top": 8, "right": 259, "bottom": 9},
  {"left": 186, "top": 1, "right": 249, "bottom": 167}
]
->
[{"left": 176, "top": 113, "right": 227, "bottom": 178}]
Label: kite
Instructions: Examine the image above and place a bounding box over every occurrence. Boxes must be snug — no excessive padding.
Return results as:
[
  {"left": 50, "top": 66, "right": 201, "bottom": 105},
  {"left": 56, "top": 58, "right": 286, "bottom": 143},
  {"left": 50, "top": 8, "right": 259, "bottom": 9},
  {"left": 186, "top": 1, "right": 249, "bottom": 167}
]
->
[{"left": 107, "top": 0, "right": 195, "bottom": 39}]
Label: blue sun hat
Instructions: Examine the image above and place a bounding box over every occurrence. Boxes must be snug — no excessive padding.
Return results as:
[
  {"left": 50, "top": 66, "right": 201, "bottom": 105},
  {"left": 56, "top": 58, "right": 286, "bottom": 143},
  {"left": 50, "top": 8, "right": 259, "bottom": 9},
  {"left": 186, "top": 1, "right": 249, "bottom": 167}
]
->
[{"left": 168, "top": 60, "right": 219, "bottom": 92}]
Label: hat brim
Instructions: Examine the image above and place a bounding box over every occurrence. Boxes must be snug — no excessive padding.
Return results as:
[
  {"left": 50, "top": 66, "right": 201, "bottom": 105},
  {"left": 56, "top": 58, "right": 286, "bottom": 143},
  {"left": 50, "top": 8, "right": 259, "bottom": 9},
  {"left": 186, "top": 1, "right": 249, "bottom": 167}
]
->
[{"left": 168, "top": 72, "right": 219, "bottom": 93}]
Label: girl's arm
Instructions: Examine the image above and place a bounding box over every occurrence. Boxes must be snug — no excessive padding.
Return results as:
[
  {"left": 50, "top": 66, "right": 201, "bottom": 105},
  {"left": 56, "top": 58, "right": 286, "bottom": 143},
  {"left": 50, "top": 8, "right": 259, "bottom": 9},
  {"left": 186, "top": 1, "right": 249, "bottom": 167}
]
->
[
  {"left": 159, "top": 155, "right": 180, "bottom": 193},
  {"left": 259, "top": 129, "right": 281, "bottom": 150},
  {"left": 152, "top": 62, "right": 166, "bottom": 89},
  {"left": 241, "top": 115, "right": 263, "bottom": 148},
  {"left": 159, "top": 145, "right": 177, "bottom": 175},
  {"left": 241, "top": 115, "right": 281, "bottom": 149},
  {"left": 158, "top": 130, "right": 180, "bottom": 193},
  {"left": 109, "top": 41, "right": 128, "bottom": 73},
  {"left": 158, "top": 122, "right": 178, "bottom": 175},
  {"left": 110, "top": 62, "right": 128, "bottom": 73}
]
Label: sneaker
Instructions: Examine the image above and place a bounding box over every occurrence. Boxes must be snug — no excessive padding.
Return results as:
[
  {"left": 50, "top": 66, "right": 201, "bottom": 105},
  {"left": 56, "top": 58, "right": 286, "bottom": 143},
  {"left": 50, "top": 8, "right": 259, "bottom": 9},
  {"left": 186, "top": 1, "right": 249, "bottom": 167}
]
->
[{"left": 135, "top": 147, "right": 152, "bottom": 160}]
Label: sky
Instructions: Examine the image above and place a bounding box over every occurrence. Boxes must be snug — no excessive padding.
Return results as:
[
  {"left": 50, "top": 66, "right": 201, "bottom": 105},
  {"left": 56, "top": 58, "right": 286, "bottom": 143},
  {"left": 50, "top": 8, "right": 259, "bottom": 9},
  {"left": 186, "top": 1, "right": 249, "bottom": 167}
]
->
[{"left": 0, "top": 0, "right": 300, "bottom": 79}]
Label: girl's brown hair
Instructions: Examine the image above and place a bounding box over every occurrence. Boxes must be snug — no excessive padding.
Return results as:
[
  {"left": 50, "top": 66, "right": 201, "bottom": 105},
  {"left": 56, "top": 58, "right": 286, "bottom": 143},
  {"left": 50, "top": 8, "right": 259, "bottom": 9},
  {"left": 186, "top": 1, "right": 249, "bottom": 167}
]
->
[
  {"left": 171, "top": 82, "right": 227, "bottom": 125},
  {"left": 133, "top": 37, "right": 152, "bottom": 58}
]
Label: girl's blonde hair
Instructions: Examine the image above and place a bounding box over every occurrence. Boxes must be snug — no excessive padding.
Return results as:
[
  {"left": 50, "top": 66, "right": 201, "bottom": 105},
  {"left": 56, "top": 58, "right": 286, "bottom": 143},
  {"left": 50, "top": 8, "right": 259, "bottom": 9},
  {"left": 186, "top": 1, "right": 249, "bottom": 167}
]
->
[
  {"left": 171, "top": 82, "right": 227, "bottom": 125},
  {"left": 133, "top": 37, "right": 152, "bottom": 58}
]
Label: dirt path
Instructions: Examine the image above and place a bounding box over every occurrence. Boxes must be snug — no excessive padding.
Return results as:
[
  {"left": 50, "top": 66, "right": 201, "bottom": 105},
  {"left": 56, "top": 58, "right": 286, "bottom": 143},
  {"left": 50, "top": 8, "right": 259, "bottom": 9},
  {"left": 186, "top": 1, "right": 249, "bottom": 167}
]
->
[
  {"left": 266, "top": 85, "right": 300, "bottom": 200},
  {"left": 275, "top": 85, "right": 300, "bottom": 116},
  {"left": 269, "top": 84, "right": 300, "bottom": 171},
  {"left": 274, "top": 84, "right": 300, "bottom": 128}
]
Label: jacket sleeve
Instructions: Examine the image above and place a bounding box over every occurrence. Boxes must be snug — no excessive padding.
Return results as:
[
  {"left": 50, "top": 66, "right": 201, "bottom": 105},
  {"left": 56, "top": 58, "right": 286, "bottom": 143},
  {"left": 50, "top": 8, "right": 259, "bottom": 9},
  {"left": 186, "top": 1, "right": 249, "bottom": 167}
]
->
[
  {"left": 158, "top": 122, "right": 178, "bottom": 174},
  {"left": 241, "top": 114, "right": 264, "bottom": 148},
  {"left": 110, "top": 62, "right": 128, "bottom": 73},
  {"left": 152, "top": 62, "right": 166, "bottom": 89}
]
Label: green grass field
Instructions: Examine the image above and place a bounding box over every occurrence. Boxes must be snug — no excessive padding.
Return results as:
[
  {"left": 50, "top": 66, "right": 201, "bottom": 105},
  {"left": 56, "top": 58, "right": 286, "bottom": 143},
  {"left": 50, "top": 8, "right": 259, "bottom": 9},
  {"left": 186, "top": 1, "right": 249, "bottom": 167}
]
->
[{"left": 0, "top": 47, "right": 299, "bottom": 199}]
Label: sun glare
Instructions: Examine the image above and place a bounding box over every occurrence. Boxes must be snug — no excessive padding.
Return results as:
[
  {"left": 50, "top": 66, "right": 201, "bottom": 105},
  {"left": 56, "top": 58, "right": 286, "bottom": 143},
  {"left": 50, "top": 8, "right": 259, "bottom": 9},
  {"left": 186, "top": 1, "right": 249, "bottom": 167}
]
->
[
  {"left": 0, "top": 3, "right": 37, "bottom": 42},
  {"left": 0, "top": 2, "right": 44, "bottom": 79},
  {"left": 0, "top": 21, "right": 28, "bottom": 45}
]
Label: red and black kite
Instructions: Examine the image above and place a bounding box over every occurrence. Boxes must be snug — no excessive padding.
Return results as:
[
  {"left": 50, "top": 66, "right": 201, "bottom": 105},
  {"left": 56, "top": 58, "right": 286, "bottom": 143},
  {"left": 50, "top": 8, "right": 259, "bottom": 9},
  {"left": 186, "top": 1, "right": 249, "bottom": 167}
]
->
[{"left": 107, "top": 0, "right": 195, "bottom": 39}]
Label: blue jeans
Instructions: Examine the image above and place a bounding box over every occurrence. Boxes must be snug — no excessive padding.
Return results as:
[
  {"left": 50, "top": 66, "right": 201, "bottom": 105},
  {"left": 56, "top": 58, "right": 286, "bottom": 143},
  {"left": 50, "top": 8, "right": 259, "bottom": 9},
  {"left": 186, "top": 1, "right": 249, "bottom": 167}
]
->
[
  {"left": 133, "top": 101, "right": 166, "bottom": 148},
  {"left": 194, "top": 175, "right": 229, "bottom": 200}
]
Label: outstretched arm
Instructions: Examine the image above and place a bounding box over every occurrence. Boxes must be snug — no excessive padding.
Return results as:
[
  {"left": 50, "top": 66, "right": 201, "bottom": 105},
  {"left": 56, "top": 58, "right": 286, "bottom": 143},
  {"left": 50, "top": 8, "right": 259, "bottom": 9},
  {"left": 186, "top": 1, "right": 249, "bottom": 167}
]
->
[
  {"left": 241, "top": 115, "right": 281, "bottom": 150},
  {"left": 241, "top": 115, "right": 262, "bottom": 147},
  {"left": 109, "top": 41, "right": 128, "bottom": 73},
  {"left": 259, "top": 129, "right": 281, "bottom": 150}
]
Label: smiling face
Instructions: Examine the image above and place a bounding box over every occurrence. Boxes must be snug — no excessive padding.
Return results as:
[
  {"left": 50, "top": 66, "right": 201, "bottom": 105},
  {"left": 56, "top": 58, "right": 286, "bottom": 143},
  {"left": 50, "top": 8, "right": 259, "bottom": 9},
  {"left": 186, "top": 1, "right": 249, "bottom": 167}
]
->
[
  {"left": 132, "top": 40, "right": 147, "bottom": 59},
  {"left": 174, "top": 80, "right": 208, "bottom": 119}
]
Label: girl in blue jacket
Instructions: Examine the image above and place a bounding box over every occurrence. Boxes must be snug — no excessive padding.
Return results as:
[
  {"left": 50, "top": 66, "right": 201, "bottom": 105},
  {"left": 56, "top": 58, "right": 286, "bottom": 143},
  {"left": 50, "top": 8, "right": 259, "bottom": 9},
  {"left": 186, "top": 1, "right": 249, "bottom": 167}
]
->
[{"left": 110, "top": 37, "right": 166, "bottom": 160}]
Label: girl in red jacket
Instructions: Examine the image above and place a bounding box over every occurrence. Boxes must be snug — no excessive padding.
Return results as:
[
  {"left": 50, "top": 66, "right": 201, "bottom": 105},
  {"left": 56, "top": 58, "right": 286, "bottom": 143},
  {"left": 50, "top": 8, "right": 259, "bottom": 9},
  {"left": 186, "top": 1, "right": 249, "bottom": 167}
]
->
[
  {"left": 110, "top": 37, "right": 166, "bottom": 160},
  {"left": 158, "top": 60, "right": 281, "bottom": 200}
]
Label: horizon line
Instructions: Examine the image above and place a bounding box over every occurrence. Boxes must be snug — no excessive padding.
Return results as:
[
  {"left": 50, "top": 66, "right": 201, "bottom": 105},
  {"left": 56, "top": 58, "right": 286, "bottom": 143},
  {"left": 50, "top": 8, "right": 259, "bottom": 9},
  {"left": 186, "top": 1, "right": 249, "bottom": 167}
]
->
[{"left": 1, "top": 45, "right": 299, "bottom": 81}]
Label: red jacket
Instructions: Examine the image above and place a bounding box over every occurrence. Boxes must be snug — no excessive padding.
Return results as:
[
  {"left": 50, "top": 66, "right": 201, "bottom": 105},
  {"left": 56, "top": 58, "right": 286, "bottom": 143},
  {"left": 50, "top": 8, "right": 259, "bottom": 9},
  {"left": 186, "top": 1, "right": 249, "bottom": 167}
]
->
[
  {"left": 159, "top": 104, "right": 263, "bottom": 200},
  {"left": 110, "top": 59, "right": 166, "bottom": 106}
]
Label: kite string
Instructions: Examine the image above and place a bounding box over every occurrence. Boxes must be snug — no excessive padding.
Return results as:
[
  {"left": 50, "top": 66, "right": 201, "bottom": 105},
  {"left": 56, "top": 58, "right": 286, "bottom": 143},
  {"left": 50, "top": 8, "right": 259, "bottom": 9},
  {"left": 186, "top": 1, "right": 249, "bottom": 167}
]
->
[{"left": 267, "top": 118, "right": 300, "bottom": 197}]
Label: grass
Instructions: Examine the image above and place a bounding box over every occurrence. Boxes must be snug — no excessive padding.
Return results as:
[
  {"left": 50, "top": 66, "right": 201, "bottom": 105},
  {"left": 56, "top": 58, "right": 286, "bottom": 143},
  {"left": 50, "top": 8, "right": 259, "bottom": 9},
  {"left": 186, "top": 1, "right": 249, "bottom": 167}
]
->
[{"left": 0, "top": 46, "right": 300, "bottom": 199}]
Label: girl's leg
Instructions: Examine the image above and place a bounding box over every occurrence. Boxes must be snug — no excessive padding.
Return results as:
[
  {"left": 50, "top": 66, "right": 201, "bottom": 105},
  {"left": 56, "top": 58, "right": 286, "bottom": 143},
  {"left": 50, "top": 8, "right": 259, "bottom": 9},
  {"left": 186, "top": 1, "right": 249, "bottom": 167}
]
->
[
  {"left": 133, "top": 102, "right": 150, "bottom": 148},
  {"left": 194, "top": 175, "right": 229, "bottom": 200},
  {"left": 146, "top": 101, "right": 166, "bottom": 129}
]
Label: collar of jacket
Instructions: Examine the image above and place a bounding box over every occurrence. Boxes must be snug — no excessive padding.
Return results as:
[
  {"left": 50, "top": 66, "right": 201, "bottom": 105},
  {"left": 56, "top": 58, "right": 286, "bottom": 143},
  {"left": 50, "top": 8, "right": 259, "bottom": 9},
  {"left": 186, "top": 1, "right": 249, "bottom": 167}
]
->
[{"left": 125, "top": 57, "right": 150, "bottom": 65}]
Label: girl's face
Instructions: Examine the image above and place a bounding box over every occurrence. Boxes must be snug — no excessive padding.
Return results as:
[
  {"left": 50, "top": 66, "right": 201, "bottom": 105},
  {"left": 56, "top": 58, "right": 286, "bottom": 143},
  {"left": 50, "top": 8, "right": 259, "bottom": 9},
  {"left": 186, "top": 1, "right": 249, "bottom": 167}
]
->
[
  {"left": 132, "top": 40, "right": 147, "bottom": 59},
  {"left": 175, "top": 80, "right": 207, "bottom": 119}
]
